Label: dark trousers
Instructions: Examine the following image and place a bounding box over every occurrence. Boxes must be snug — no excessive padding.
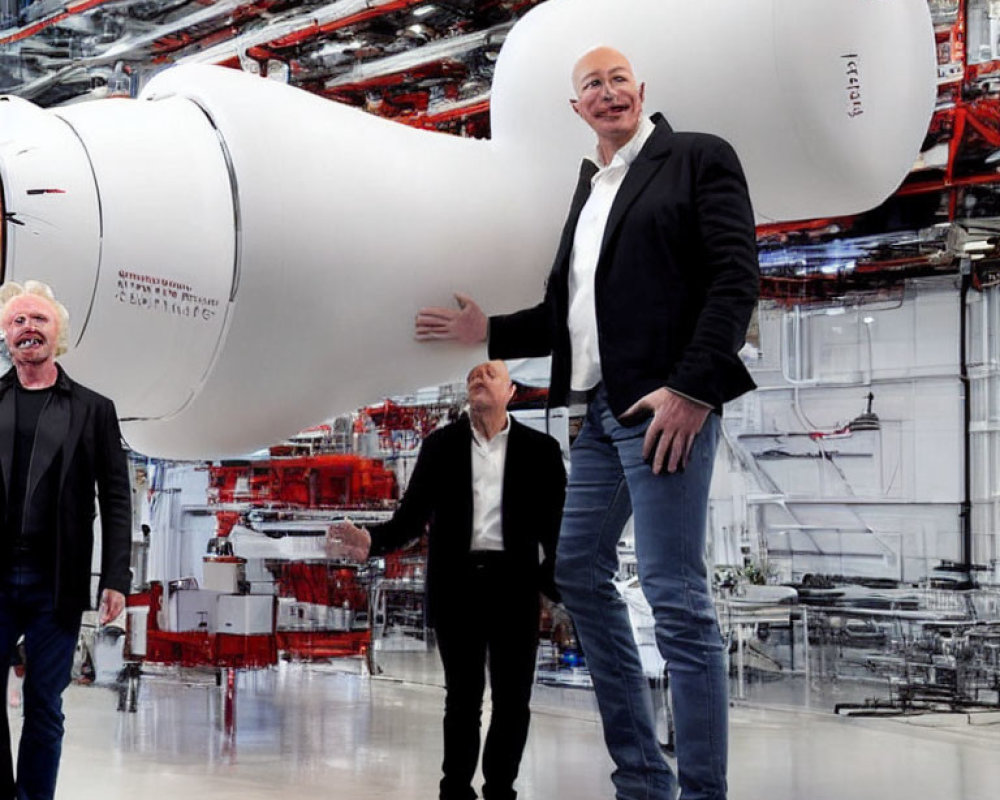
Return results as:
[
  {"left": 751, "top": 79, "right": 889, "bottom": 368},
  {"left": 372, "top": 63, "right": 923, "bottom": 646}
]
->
[
  {"left": 435, "top": 552, "right": 540, "bottom": 800},
  {"left": 0, "top": 565, "right": 80, "bottom": 800}
]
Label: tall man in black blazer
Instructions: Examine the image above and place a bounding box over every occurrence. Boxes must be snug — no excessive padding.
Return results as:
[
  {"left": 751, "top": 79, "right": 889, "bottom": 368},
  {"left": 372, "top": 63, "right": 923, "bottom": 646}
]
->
[
  {"left": 328, "top": 359, "right": 565, "bottom": 800},
  {"left": 415, "top": 47, "right": 759, "bottom": 800},
  {"left": 0, "top": 280, "right": 132, "bottom": 800}
]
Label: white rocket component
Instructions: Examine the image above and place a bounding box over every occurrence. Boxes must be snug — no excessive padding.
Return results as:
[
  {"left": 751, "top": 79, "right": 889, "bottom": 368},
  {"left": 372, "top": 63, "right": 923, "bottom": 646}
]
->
[
  {"left": 492, "top": 0, "right": 937, "bottom": 222},
  {"left": 0, "top": 0, "right": 935, "bottom": 459}
]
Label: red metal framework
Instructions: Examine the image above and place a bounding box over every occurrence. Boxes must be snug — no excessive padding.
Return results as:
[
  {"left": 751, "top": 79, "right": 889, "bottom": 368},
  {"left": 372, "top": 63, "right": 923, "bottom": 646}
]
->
[
  {"left": 151, "top": 1, "right": 290, "bottom": 59},
  {"left": 0, "top": 0, "right": 117, "bottom": 46},
  {"left": 198, "top": 449, "right": 394, "bottom": 664},
  {"left": 128, "top": 583, "right": 278, "bottom": 669},
  {"left": 276, "top": 629, "right": 369, "bottom": 658},
  {"left": 362, "top": 397, "right": 456, "bottom": 452},
  {"left": 208, "top": 453, "right": 396, "bottom": 509},
  {"left": 258, "top": 0, "right": 427, "bottom": 52},
  {"left": 2, "top": 1, "right": 543, "bottom": 130},
  {"left": 275, "top": 562, "right": 367, "bottom": 608},
  {"left": 141, "top": 1, "right": 544, "bottom": 134}
]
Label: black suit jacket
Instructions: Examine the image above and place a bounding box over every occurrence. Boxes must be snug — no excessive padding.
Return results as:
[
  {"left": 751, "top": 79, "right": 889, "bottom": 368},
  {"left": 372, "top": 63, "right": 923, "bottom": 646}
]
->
[
  {"left": 0, "top": 365, "right": 132, "bottom": 626},
  {"left": 489, "top": 114, "right": 760, "bottom": 418},
  {"left": 368, "top": 415, "right": 565, "bottom": 625}
]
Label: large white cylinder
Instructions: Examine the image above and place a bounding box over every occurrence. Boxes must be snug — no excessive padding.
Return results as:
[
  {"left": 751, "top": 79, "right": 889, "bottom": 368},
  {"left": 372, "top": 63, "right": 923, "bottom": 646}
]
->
[
  {"left": 490, "top": 0, "right": 937, "bottom": 222},
  {"left": 0, "top": 0, "right": 936, "bottom": 459}
]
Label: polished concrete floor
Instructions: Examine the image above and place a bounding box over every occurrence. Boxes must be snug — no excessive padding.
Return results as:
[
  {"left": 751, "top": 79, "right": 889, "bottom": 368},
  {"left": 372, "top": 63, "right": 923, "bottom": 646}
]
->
[{"left": 9, "top": 652, "right": 1000, "bottom": 800}]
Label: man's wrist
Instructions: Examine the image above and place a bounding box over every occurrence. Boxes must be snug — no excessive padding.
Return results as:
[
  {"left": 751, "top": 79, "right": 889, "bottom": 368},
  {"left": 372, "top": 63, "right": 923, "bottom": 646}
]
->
[{"left": 665, "top": 386, "right": 712, "bottom": 409}]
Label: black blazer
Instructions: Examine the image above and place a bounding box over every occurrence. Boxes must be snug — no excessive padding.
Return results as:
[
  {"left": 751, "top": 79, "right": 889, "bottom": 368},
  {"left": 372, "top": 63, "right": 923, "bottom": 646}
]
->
[
  {"left": 0, "top": 365, "right": 132, "bottom": 625},
  {"left": 489, "top": 114, "right": 760, "bottom": 418},
  {"left": 368, "top": 415, "right": 565, "bottom": 625}
]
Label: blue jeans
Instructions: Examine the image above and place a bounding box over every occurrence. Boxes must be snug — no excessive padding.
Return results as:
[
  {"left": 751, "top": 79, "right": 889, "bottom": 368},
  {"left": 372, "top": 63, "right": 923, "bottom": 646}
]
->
[
  {"left": 0, "top": 565, "right": 81, "bottom": 800},
  {"left": 555, "top": 386, "right": 727, "bottom": 800}
]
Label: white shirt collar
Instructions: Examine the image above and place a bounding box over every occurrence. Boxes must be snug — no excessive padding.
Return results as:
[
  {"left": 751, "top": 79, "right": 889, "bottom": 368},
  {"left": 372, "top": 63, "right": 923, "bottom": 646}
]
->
[
  {"left": 471, "top": 413, "right": 511, "bottom": 448},
  {"left": 589, "top": 115, "right": 656, "bottom": 170}
]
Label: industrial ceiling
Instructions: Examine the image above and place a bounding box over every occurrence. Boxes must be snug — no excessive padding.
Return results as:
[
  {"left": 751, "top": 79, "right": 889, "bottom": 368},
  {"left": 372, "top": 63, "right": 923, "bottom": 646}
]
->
[{"left": 3, "top": 0, "right": 1000, "bottom": 297}]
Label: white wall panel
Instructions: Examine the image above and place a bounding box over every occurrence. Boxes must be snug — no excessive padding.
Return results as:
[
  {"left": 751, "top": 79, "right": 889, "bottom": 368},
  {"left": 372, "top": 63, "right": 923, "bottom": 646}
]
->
[{"left": 718, "top": 276, "right": 972, "bottom": 582}]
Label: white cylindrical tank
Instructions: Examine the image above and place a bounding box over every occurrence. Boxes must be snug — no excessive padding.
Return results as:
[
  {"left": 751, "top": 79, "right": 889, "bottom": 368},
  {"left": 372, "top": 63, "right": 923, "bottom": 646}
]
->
[
  {"left": 0, "top": 0, "right": 936, "bottom": 459},
  {"left": 490, "top": 0, "right": 937, "bottom": 222}
]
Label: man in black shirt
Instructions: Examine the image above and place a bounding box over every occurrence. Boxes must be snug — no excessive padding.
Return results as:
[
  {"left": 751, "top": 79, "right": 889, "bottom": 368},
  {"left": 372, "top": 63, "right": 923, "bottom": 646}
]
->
[{"left": 0, "top": 280, "right": 132, "bottom": 800}]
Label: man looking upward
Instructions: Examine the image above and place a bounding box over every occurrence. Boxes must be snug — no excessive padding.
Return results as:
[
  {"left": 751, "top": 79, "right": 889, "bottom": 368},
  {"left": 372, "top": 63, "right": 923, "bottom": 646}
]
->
[{"left": 328, "top": 359, "right": 565, "bottom": 800}]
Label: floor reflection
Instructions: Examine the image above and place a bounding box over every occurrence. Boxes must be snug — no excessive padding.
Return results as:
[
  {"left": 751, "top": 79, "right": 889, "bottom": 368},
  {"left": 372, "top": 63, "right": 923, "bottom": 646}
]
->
[{"left": 7, "top": 650, "right": 1000, "bottom": 800}]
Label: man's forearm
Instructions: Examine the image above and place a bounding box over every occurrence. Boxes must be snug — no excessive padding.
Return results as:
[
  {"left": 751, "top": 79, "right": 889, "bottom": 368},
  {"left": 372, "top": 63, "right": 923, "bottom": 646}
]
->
[{"left": 488, "top": 304, "right": 553, "bottom": 360}]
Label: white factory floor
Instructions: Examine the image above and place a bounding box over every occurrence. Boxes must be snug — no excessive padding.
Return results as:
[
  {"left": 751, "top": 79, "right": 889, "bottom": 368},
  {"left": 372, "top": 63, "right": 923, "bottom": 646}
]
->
[{"left": 9, "top": 650, "right": 1000, "bottom": 800}]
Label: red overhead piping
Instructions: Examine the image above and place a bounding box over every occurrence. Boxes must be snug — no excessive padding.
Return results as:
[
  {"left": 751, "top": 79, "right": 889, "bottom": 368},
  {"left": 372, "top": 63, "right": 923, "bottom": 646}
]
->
[
  {"left": 267, "top": 0, "right": 426, "bottom": 51},
  {"left": 1, "top": 0, "right": 123, "bottom": 45},
  {"left": 398, "top": 98, "right": 491, "bottom": 128}
]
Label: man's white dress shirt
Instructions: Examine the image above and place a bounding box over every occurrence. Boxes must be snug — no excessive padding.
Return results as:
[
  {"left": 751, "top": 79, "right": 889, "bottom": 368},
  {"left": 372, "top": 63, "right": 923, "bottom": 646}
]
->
[
  {"left": 568, "top": 116, "right": 656, "bottom": 391},
  {"left": 470, "top": 414, "right": 510, "bottom": 551}
]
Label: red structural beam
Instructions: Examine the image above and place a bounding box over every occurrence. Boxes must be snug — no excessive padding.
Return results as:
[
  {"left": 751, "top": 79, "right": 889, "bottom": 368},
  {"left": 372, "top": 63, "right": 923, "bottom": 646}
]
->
[
  {"left": 895, "top": 170, "right": 1000, "bottom": 197},
  {"left": 276, "top": 630, "right": 369, "bottom": 659},
  {"left": 756, "top": 217, "right": 850, "bottom": 240},
  {"left": 398, "top": 98, "right": 491, "bottom": 128},
  {"left": 267, "top": 0, "right": 426, "bottom": 51},
  {"left": 0, "top": 0, "right": 119, "bottom": 45},
  {"left": 324, "top": 59, "right": 467, "bottom": 99},
  {"left": 152, "top": 2, "right": 275, "bottom": 56},
  {"left": 755, "top": 99, "right": 1000, "bottom": 242}
]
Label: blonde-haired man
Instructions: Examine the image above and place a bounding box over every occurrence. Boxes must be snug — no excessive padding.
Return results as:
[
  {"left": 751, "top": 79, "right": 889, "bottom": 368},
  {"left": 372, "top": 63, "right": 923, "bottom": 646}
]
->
[
  {"left": 0, "top": 280, "right": 131, "bottom": 800},
  {"left": 0, "top": 281, "right": 70, "bottom": 358}
]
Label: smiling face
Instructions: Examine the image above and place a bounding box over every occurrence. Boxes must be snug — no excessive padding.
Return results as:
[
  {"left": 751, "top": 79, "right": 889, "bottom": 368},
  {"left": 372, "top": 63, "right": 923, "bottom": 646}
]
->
[
  {"left": 2, "top": 294, "right": 61, "bottom": 369},
  {"left": 466, "top": 360, "right": 514, "bottom": 416},
  {"left": 570, "top": 47, "right": 646, "bottom": 159}
]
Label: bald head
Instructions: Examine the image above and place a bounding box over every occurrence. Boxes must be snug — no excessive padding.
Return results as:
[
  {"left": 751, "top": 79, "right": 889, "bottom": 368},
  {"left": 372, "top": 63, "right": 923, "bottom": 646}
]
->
[{"left": 571, "top": 46, "right": 636, "bottom": 94}]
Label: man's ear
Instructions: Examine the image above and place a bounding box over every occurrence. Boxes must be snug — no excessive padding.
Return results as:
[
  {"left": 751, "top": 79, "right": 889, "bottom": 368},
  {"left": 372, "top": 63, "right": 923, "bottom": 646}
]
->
[{"left": 570, "top": 98, "right": 580, "bottom": 117}]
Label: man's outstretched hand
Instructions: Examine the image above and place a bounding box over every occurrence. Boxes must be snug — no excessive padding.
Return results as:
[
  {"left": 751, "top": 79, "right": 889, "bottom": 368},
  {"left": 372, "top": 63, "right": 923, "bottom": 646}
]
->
[
  {"left": 415, "top": 293, "right": 487, "bottom": 344},
  {"left": 326, "top": 521, "right": 372, "bottom": 562}
]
